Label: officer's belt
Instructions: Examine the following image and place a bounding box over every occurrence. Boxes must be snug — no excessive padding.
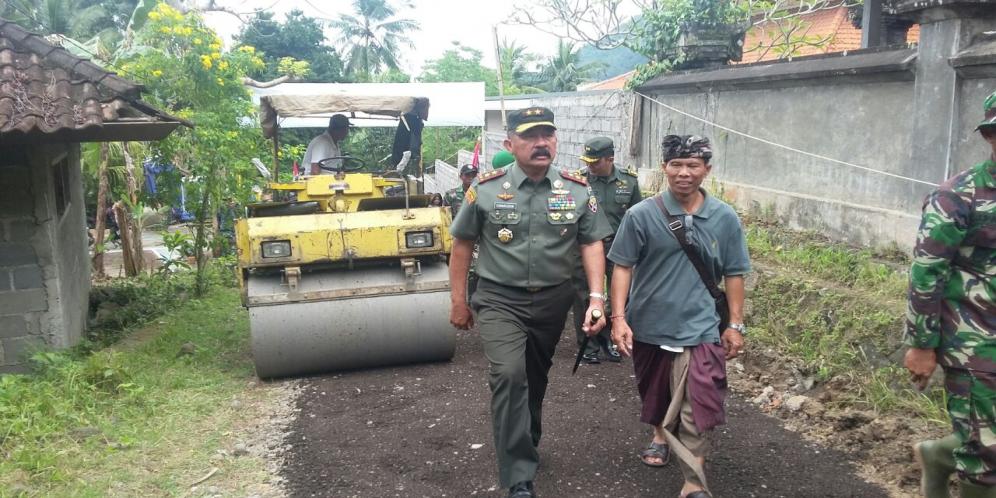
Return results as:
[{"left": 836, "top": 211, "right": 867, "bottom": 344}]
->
[{"left": 480, "top": 278, "right": 569, "bottom": 293}]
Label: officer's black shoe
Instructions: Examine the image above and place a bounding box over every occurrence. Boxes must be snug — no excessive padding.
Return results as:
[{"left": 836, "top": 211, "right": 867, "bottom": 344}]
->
[
  {"left": 603, "top": 344, "right": 622, "bottom": 363},
  {"left": 582, "top": 352, "right": 600, "bottom": 364},
  {"left": 508, "top": 481, "right": 535, "bottom": 498}
]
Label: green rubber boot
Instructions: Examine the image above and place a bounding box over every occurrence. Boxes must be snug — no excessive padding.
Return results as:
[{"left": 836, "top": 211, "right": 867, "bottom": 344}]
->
[
  {"left": 914, "top": 435, "right": 960, "bottom": 498},
  {"left": 959, "top": 480, "right": 996, "bottom": 498}
]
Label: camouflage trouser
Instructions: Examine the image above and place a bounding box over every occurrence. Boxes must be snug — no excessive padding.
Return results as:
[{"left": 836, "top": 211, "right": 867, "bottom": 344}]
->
[{"left": 945, "top": 367, "right": 996, "bottom": 486}]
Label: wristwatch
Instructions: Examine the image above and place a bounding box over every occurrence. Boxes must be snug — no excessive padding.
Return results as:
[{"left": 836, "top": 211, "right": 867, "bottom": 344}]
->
[
  {"left": 588, "top": 292, "right": 607, "bottom": 301},
  {"left": 728, "top": 323, "right": 746, "bottom": 335}
]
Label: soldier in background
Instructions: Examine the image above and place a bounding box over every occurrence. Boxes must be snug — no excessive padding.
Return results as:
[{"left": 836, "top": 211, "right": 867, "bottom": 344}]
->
[
  {"left": 906, "top": 90, "right": 996, "bottom": 498},
  {"left": 444, "top": 164, "right": 479, "bottom": 218},
  {"left": 571, "top": 137, "right": 642, "bottom": 364}
]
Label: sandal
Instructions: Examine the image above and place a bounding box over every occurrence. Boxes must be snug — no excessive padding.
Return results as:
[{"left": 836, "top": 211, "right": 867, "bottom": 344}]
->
[{"left": 639, "top": 441, "right": 670, "bottom": 467}]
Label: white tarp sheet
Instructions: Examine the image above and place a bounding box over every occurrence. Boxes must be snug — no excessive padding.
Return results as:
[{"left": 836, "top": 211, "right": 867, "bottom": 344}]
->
[{"left": 251, "top": 82, "right": 485, "bottom": 130}]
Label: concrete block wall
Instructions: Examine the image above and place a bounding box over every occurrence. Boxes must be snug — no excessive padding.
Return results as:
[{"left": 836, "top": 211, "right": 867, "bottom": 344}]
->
[
  {"left": 483, "top": 91, "right": 634, "bottom": 173},
  {"left": 0, "top": 144, "right": 89, "bottom": 372},
  {"left": 0, "top": 149, "right": 48, "bottom": 372}
]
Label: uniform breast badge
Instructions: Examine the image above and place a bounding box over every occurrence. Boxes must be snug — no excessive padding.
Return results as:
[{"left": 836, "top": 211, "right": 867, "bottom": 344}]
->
[
  {"left": 565, "top": 212, "right": 575, "bottom": 220},
  {"left": 502, "top": 181, "right": 512, "bottom": 189},
  {"left": 550, "top": 212, "right": 563, "bottom": 221},
  {"left": 497, "top": 227, "right": 513, "bottom": 243},
  {"left": 553, "top": 179, "right": 564, "bottom": 189},
  {"left": 497, "top": 192, "right": 514, "bottom": 201}
]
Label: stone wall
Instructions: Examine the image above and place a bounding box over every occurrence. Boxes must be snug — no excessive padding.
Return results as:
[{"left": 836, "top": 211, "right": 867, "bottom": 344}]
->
[{"left": 0, "top": 144, "right": 89, "bottom": 372}]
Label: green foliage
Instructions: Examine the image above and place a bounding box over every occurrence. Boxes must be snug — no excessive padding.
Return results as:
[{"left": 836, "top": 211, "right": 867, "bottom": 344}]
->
[
  {"left": 743, "top": 218, "right": 945, "bottom": 422},
  {"left": 329, "top": 0, "right": 419, "bottom": 81},
  {"left": 0, "top": 287, "right": 257, "bottom": 495},
  {"left": 86, "top": 257, "right": 236, "bottom": 347},
  {"left": 538, "top": 40, "right": 606, "bottom": 92},
  {"left": 420, "top": 43, "right": 499, "bottom": 95},
  {"left": 157, "top": 230, "right": 194, "bottom": 274},
  {"left": 235, "top": 9, "right": 343, "bottom": 82}
]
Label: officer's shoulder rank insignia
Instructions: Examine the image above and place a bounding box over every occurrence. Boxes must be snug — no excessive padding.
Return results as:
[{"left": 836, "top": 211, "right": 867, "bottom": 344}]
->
[
  {"left": 559, "top": 169, "right": 587, "bottom": 186},
  {"left": 624, "top": 167, "right": 639, "bottom": 178},
  {"left": 478, "top": 168, "right": 507, "bottom": 184}
]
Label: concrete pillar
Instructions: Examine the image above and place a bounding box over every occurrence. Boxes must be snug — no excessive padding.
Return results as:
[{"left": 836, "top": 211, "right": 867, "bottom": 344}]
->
[
  {"left": 861, "top": 0, "right": 883, "bottom": 48},
  {"left": 895, "top": 0, "right": 996, "bottom": 182}
]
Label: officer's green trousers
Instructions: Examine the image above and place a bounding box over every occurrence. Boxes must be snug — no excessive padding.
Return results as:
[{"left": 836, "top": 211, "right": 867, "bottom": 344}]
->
[{"left": 472, "top": 278, "right": 574, "bottom": 487}]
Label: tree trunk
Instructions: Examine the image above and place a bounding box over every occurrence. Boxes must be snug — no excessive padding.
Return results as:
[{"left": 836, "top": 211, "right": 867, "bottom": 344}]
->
[
  {"left": 121, "top": 142, "right": 144, "bottom": 274},
  {"left": 113, "top": 201, "right": 139, "bottom": 277},
  {"left": 91, "top": 142, "right": 109, "bottom": 278},
  {"left": 193, "top": 178, "right": 213, "bottom": 297}
]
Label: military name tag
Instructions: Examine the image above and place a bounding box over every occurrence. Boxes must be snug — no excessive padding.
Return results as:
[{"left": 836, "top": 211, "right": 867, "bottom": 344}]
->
[
  {"left": 494, "top": 202, "right": 517, "bottom": 211},
  {"left": 497, "top": 227, "right": 513, "bottom": 243}
]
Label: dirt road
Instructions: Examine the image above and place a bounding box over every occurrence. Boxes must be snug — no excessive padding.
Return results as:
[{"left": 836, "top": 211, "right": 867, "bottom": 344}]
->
[{"left": 280, "top": 326, "right": 888, "bottom": 498}]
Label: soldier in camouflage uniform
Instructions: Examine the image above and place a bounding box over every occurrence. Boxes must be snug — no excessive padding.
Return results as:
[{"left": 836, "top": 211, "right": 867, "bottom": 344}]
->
[
  {"left": 571, "top": 137, "right": 642, "bottom": 364},
  {"left": 444, "top": 164, "right": 479, "bottom": 218},
  {"left": 906, "top": 90, "right": 996, "bottom": 498}
]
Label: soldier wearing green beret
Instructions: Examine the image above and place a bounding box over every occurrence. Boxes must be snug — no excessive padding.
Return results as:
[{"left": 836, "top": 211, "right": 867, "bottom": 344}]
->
[
  {"left": 906, "top": 90, "right": 996, "bottom": 498},
  {"left": 449, "top": 107, "right": 613, "bottom": 498},
  {"left": 571, "top": 136, "right": 642, "bottom": 365},
  {"left": 492, "top": 150, "right": 515, "bottom": 169}
]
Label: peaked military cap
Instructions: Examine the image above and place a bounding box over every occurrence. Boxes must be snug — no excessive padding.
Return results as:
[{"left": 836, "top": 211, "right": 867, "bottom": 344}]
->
[
  {"left": 507, "top": 107, "right": 556, "bottom": 134},
  {"left": 460, "top": 164, "right": 479, "bottom": 176},
  {"left": 977, "top": 90, "right": 996, "bottom": 131},
  {"left": 580, "top": 136, "right": 615, "bottom": 163}
]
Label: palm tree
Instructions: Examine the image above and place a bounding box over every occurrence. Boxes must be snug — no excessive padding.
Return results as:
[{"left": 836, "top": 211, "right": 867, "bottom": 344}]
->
[
  {"left": 329, "top": 0, "right": 419, "bottom": 81},
  {"left": 498, "top": 38, "right": 545, "bottom": 94},
  {"left": 539, "top": 40, "right": 606, "bottom": 92}
]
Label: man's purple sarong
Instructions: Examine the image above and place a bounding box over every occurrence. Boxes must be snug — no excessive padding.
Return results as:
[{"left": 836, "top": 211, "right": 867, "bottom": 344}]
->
[{"left": 632, "top": 341, "right": 728, "bottom": 433}]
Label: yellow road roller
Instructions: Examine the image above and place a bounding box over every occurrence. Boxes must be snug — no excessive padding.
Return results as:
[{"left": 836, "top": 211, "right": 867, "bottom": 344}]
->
[{"left": 236, "top": 93, "right": 455, "bottom": 378}]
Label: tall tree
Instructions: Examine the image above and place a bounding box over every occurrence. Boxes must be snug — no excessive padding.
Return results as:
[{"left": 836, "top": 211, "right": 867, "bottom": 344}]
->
[
  {"left": 328, "top": 0, "right": 418, "bottom": 81},
  {"left": 539, "top": 40, "right": 605, "bottom": 92},
  {"left": 235, "top": 10, "right": 344, "bottom": 82},
  {"left": 420, "top": 43, "right": 498, "bottom": 94}
]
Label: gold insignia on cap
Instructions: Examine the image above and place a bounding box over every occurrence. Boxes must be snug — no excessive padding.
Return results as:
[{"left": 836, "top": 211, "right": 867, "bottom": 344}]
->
[{"left": 525, "top": 108, "right": 543, "bottom": 116}]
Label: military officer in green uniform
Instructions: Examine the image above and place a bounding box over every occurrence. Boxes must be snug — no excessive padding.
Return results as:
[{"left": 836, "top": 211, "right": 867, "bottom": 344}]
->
[
  {"left": 448, "top": 107, "right": 613, "bottom": 498},
  {"left": 443, "top": 163, "right": 479, "bottom": 218},
  {"left": 572, "top": 137, "right": 642, "bottom": 364}
]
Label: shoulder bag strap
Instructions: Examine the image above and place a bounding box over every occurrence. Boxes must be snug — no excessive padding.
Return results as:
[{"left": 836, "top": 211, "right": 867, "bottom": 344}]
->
[{"left": 653, "top": 194, "right": 724, "bottom": 300}]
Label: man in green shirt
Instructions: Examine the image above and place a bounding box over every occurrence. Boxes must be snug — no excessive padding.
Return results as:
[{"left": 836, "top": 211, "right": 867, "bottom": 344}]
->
[
  {"left": 906, "top": 90, "right": 996, "bottom": 498},
  {"left": 443, "top": 164, "right": 479, "bottom": 218},
  {"left": 571, "top": 136, "right": 642, "bottom": 364},
  {"left": 448, "top": 107, "right": 613, "bottom": 498}
]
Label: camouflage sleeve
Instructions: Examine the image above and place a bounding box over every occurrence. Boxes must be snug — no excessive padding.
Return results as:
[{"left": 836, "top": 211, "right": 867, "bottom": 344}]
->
[{"left": 905, "top": 189, "right": 971, "bottom": 348}]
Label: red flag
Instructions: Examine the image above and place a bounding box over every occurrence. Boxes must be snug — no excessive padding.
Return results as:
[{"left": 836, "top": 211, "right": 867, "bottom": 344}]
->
[{"left": 471, "top": 140, "right": 481, "bottom": 168}]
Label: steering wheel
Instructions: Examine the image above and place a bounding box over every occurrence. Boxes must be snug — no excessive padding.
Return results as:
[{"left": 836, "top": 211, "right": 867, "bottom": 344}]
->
[{"left": 318, "top": 155, "right": 366, "bottom": 173}]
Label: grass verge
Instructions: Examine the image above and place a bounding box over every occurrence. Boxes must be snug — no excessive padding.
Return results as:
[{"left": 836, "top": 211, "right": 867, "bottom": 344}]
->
[
  {"left": 0, "top": 280, "right": 275, "bottom": 497},
  {"left": 742, "top": 217, "right": 948, "bottom": 425}
]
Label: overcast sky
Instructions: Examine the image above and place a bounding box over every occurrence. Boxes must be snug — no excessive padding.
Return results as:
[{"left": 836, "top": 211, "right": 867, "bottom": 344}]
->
[{"left": 202, "top": 0, "right": 569, "bottom": 76}]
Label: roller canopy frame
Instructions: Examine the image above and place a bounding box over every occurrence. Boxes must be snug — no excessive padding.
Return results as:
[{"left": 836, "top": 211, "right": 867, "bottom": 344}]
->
[{"left": 260, "top": 94, "right": 427, "bottom": 138}]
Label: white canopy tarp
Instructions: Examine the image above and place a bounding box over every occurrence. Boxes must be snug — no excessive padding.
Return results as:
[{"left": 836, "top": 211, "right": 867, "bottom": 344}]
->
[{"left": 251, "top": 82, "right": 485, "bottom": 133}]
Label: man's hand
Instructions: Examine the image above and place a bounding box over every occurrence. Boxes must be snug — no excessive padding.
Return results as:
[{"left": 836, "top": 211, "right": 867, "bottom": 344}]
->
[
  {"left": 611, "top": 318, "right": 634, "bottom": 357},
  {"left": 450, "top": 302, "right": 474, "bottom": 330},
  {"left": 721, "top": 328, "right": 744, "bottom": 360},
  {"left": 582, "top": 303, "right": 606, "bottom": 336},
  {"left": 904, "top": 347, "right": 937, "bottom": 391}
]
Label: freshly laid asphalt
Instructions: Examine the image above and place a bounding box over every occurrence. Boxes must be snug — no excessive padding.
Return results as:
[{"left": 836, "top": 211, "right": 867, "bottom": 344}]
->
[{"left": 280, "top": 325, "right": 888, "bottom": 498}]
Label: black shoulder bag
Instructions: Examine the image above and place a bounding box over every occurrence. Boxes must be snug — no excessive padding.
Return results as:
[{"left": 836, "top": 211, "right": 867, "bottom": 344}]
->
[{"left": 653, "top": 195, "right": 730, "bottom": 333}]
